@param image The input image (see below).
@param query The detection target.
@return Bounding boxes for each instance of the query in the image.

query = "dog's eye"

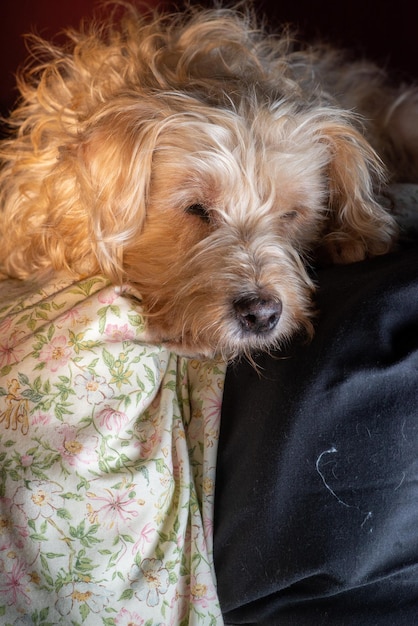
[185,203,211,222]
[280,210,298,220]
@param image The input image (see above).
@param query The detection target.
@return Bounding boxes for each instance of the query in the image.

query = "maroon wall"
[258,0,418,81]
[0,0,164,116]
[1,0,98,114]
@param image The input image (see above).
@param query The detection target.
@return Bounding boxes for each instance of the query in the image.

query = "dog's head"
[65,92,394,358]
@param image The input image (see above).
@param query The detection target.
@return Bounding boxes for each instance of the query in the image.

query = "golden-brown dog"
[0,2,416,359]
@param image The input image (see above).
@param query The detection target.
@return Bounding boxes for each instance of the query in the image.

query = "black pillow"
[214,242,418,625]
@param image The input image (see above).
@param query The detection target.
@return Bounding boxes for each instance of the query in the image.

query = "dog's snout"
[234,297,282,334]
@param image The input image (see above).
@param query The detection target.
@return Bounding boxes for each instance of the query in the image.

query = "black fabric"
[214,242,418,625]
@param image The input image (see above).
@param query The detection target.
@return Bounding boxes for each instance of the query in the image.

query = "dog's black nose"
[234,297,282,334]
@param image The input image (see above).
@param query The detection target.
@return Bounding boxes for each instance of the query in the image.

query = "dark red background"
[1,0,417,118]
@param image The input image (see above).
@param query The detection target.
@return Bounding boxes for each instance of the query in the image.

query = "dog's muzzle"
[234,296,282,335]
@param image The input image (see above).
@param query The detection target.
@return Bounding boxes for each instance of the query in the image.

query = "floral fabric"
[0,275,226,625]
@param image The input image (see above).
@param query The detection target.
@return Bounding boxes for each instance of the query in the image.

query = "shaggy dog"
[0,2,416,359]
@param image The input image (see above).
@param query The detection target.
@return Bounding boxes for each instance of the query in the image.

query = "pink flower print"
[96,406,129,432]
[20,454,34,468]
[30,411,51,427]
[98,289,120,304]
[57,306,92,328]
[203,515,215,542]
[115,607,144,626]
[132,522,154,555]
[168,591,189,626]
[134,419,161,458]
[74,372,114,405]
[56,424,98,468]
[204,388,223,425]
[0,333,24,369]
[188,387,222,444]
[39,335,72,372]
[132,558,170,607]
[105,323,135,342]
[0,317,13,334]
[86,484,140,531]
[0,558,30,607]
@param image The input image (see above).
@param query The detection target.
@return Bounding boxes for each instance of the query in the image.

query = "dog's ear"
[317,118,397,263]
[77,103,159,282]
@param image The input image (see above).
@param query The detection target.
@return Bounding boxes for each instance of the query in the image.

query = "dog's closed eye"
[185,203,211,223]
[280,210,298,221]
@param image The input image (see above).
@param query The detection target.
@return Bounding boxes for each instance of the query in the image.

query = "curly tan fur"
[0,2,415,358]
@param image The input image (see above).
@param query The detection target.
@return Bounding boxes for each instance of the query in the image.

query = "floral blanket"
[0,275,226,625]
